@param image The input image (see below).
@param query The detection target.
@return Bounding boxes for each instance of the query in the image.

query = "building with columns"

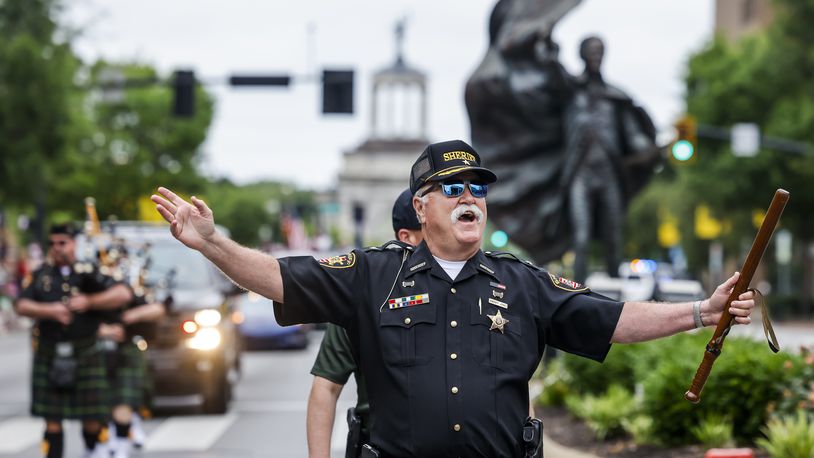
[336,20,429,246]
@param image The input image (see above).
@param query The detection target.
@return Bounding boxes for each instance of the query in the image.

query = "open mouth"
[458,210,477,223]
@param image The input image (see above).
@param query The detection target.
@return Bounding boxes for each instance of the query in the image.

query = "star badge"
[487,310,509,334]
[462,160,471,165]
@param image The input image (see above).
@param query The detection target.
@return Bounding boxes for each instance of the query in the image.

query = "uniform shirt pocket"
[469,304,521,371]
[379,303,437,366]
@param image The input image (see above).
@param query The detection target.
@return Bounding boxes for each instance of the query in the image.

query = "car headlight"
[194,309,222,327]
[186,327,222,351]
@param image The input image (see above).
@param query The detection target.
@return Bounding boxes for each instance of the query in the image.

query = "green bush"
[546,330,807,448]
[537,358,572,407]
[691,415,735,448]
[771,349,814,419]
[642,334,793,445]
[621,415,658,446]
[565,385,638,440]
[558,341,655,395]
[756,411,814,458]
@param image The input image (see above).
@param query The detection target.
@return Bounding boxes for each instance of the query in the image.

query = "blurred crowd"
[0,222,42,333]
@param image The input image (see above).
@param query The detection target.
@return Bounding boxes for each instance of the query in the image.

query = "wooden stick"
[684,189,789,403]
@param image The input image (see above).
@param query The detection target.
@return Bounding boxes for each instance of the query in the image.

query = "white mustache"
[450,204,484,224]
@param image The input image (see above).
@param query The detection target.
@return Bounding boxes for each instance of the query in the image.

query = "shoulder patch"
[548,273,588,292]
[318,252,356,269]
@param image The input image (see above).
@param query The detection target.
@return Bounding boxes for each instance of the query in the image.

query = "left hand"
[98,323,125,343]
[705,272,756,326]
[67,294,92,313]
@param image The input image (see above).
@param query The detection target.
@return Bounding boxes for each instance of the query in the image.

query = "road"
[0,330,357,458]
[0,318,812,458]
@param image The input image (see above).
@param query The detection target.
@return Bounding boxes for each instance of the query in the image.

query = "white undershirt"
[433,256,467,281]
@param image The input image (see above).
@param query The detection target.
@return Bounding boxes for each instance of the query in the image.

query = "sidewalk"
[544,433,599,458]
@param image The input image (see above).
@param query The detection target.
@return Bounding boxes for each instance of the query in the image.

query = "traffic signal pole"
[684,121,813,157]
[671,115,814,164]
[171,70,353,117]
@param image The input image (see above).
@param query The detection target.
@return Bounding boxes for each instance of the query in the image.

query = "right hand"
[52,304,72,325]
[151,187,216,251]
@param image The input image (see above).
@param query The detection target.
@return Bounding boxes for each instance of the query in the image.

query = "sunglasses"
[432,180,488,198]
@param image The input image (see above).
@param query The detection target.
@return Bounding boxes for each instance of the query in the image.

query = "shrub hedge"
[542,331,801,446]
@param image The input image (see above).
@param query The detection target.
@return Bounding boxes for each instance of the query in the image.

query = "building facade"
[715,0,774,42]
[336,21,429,246]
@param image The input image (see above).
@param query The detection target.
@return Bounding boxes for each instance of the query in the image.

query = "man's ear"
[413,196,425,224]
[396,229,410,244]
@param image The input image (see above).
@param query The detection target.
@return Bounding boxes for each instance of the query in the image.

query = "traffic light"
[172,70,196,117]
[671,115,697,163]
[322,69,354,114]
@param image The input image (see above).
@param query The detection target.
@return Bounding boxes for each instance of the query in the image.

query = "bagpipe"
[82,197,174,343]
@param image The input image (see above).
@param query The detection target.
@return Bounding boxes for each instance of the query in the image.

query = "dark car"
[81,222,242,414]
[235,292,310,350]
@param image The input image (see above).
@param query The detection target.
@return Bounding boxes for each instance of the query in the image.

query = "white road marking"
[144,414,237,452]
[0,417,43,454]
[233,400,308,412]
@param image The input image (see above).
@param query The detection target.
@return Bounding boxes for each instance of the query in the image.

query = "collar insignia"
[409,261,427,272]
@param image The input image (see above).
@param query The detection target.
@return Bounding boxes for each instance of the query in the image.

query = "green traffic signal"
[672,140,695,161]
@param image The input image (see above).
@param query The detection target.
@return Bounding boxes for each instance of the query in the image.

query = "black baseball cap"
[409,139,497,194]
[49,222,78,238]
[392,189,421,232]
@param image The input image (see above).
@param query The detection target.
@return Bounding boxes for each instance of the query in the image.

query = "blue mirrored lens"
[469,183,487,197]
[440,183,465,196]
[440,181,487,198]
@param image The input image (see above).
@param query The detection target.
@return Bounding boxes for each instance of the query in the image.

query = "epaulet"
[364,240,414,253]
[484,251,544,272]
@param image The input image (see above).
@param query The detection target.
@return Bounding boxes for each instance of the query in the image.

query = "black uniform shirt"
[276,241,623,458]
[19,262,121,342]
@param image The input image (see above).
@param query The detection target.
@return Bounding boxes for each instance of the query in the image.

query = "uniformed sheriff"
[152,139,756,458]
[14,224,133,458]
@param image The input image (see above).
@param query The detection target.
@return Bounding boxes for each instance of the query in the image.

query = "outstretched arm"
[611,272,755,344]
[151,187,284,302]
[307,376,344,458]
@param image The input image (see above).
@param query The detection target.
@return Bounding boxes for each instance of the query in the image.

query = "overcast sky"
[65,0,715,191]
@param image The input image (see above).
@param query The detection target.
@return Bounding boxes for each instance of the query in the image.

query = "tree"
[203,179,318,247]
[51,62,214,221]
[0,0,79,239]
[680,0,814,306]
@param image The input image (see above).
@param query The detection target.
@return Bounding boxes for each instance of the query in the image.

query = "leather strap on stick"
[684,189,789,404]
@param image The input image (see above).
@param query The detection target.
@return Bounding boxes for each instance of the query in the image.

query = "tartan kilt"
[108,341,148,408]
[31,339,112,421]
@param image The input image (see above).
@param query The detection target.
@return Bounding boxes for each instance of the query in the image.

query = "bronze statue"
[465,0,660,281]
